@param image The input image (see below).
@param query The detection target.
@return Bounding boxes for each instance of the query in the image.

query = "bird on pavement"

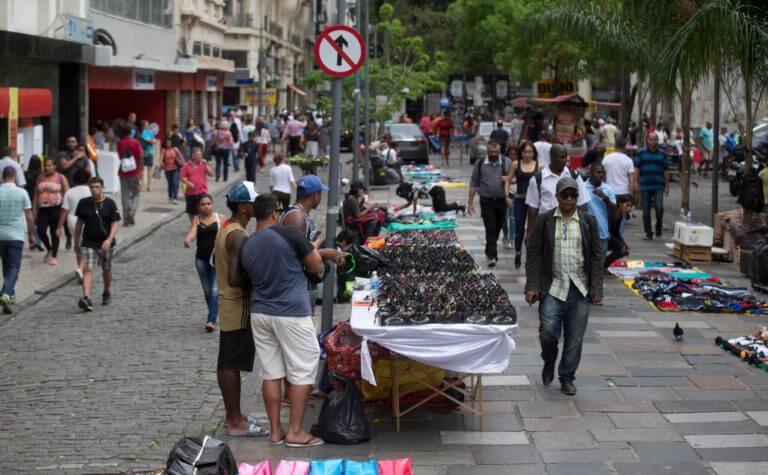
[673,323,684,341]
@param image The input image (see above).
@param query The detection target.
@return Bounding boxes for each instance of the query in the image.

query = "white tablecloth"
[350,291,518,385]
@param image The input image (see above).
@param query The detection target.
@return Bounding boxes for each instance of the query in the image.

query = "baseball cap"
[296,175,329,196]
[556,176,579,194]
[226,181,259,203]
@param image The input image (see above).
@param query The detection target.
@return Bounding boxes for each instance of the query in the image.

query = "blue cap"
[296,175,329,196]
[226,181,259,203]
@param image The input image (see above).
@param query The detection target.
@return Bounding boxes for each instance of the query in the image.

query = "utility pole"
[321,0,347,332]
[352,0,361,182]
[712,72,721,226]
[258,5,266,117]
[363,0,371,186]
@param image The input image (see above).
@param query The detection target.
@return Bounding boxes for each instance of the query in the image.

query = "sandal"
[227,421,269,438]
[285,437,324,448]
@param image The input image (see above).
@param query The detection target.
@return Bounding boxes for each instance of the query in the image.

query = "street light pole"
[321,0,347,332]
[258,5,266,117]
[712,72,721,226]
[352,0,361,183]
[363,0,371,186]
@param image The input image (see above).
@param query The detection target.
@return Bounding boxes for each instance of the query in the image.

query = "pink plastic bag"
[274,460,310,475]
[239,460,272,475]
[377,458,413,475]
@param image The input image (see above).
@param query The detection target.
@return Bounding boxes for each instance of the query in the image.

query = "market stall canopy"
[289,84,307,96]
[512,94,619,109]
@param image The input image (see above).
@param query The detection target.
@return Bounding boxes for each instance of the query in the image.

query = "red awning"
[289,84,307,96]
[0,88,53,119]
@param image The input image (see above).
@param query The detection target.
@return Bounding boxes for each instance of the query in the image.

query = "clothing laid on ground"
[602,151,635,195]
[240,225,314,317]
[525,167,591,213]
[75,197,120,249]
[61,185,92,235]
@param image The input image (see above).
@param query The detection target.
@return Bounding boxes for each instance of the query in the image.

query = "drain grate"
[142,207,175,213]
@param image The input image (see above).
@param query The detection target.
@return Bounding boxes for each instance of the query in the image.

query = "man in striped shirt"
[633,133,669,240]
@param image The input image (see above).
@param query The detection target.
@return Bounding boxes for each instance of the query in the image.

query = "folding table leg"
[392,354,400,432]
[478,375,484,432]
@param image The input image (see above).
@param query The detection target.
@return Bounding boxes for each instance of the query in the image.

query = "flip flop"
[227,421,270,438]
[285,437,324,448]
[269,437,285,446]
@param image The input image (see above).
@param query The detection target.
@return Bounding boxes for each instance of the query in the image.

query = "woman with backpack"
[183,194,223,333]
[33,158,70,266]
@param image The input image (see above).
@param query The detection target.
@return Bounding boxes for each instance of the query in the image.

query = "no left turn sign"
[313,25,366,78]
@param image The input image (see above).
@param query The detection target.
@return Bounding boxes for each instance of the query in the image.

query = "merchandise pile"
[374,229,516,326]
[715,326,768,371]
[608,260,767,315]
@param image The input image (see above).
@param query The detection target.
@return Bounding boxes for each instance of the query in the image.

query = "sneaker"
[78,296,94,312]
[514,253,522,269]
[643,234,653,241]
[655,229,662,238]
[0,294,12,314]
[102,292,111,306]
[488,258,497,268]
[9,295,16,305]
[503,239,514,250]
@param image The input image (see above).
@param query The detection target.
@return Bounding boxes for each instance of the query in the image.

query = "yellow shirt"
[214,221,251,332]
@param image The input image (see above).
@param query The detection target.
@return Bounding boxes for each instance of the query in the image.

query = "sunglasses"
[559,190,578,200]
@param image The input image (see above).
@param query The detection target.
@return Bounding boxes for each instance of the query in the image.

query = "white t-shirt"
[257,128,271,145]
[0,156,26,187]
[525,166,591,214]
[270,163,295,194]
[61,185,92,233]
[655,130,668,144]
[601,123,619,147]
[602,151,635,195]
[533,141,552,169]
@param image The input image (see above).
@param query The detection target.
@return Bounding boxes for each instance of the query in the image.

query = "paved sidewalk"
[229,160,768,474]
[14,166,243,306]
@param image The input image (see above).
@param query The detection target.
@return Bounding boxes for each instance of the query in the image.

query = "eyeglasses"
[559,190,578,200]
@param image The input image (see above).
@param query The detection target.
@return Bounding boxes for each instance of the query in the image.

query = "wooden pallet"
[673,241,712,264]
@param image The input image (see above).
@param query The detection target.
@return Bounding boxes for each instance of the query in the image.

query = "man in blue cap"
[280,174,347,310]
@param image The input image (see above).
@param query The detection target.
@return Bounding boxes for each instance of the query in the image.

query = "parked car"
[384,123,429,164]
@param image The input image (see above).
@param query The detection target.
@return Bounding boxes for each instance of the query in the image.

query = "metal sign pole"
[352,0,361,182]
[362,0,371,186]
[321,0,347,332]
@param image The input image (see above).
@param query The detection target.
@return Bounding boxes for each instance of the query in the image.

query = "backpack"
[737,171,765,212]
[229,122,240,142]
[533,168,578,200]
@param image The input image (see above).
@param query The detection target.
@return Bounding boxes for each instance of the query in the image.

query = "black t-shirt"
[343,195,361,219]
[75,197,121,249]
[166,132,184,149]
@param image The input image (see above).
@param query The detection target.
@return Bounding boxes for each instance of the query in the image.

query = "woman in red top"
[34,158,69,265]
[116,124,144,226]
[180,148,214,222]
[437,110,453,167]
[160,138,185,204]
[209,121,235,182]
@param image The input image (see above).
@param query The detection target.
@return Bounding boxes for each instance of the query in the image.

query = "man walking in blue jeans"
[0,167,34,314]
[633,133,669,240]
[525,176,603,395]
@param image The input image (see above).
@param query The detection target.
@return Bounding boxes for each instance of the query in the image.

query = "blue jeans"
[539,285,590,382]
[213,149,229,181]
[195,258,218,325]
[230,149,240,171]
[165,169,180,200]
[0,240,23,296]
[600,238,609,261]
[502,203,515,241]
[245,155,258,182]
[513,197,527,252]
[641,188,664,237]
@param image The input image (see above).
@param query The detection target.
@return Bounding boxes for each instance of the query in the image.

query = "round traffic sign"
[313,25,366,78]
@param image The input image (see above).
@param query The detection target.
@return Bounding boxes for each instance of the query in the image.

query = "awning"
[0,88,54,119]
[587,99,621,108]
[289,84,307,96]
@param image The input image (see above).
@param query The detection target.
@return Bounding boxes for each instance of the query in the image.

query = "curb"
[1,186,229,326]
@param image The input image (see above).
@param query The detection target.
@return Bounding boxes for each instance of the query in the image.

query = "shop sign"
[245,88,278,106]
[63,15,94,45]
[535,78,576,98]
[7,87,18,148]
[206,75,218,92]
[133,70,155,90]
[555,104,582,144]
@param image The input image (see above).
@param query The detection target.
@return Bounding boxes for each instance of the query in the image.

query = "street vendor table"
[350,290,518,431]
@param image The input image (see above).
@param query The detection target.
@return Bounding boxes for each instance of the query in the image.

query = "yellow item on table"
[362,357,445,401]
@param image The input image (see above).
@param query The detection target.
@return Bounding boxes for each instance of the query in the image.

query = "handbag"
[152,166,161,180]
[120,155,137,173]
[174,149,185,168]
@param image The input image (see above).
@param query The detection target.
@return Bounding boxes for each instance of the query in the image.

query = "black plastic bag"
[311,376,371,445]
[340,245,385,277]
[165,436,237,475]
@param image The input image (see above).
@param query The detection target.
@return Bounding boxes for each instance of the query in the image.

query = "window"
[91,0,173,29]
[203,43,211,56]
[192,42,202,55]
[213,47,221,58]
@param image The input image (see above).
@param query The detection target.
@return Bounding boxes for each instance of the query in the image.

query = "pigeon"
[673,323,684,341]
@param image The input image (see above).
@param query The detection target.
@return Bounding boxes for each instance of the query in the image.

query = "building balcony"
[196,55,235,73]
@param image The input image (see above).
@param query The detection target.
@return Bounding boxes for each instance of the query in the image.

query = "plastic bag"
[325,321,389,382]
[340,245,386,278]
[238,460,272,475]
[309,459,344,475]
[274,460,310,475]
[343,460,379,475]
[377,459,413,475]
[165,436,237,475]
[311,376,371,445]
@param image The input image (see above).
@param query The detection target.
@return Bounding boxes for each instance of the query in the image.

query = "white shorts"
[251,313,320,385]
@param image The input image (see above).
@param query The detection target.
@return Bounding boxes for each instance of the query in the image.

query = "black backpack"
[229,122,239,142]
[737,171,765,212]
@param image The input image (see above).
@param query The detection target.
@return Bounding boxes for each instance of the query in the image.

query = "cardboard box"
[674,222,714,247]
[673,241,712,264]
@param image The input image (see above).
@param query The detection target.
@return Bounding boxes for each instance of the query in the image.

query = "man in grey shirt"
[467,140,512,267]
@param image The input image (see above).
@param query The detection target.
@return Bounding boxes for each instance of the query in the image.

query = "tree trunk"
[551,60,560,141]
[680,78,693,213]
[743,64,753,170]
[649,87,658,126]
